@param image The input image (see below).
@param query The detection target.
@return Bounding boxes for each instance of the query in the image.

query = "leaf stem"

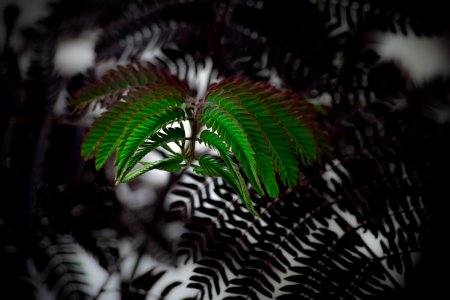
[186,107,199,165]
[180,120,186,149]
[180,163,200,168]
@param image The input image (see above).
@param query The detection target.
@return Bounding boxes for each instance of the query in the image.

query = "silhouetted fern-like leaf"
[170,160,426,299]
[309,0,446,36]
[33,235,89,300]
[122,267,167,300]
[95,0,213,62]
[76,229,119,272]
[171,85,431,297]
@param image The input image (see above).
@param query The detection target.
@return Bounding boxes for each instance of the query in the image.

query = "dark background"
[1,0,449,299]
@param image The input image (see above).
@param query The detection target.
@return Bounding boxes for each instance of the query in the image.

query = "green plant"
[73,64,329,214]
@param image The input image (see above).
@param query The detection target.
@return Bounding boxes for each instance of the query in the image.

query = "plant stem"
[180,121,186,150]
[180,163,200,168]
[186,107,199,165]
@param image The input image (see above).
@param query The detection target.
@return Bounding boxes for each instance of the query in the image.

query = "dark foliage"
[1,0,448,299]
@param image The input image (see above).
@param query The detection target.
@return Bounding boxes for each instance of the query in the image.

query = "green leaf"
[200,98,264,196]
[80,84,186,170]
[118,127,185,181]
[115,106,185,178]
[198,130,257,215]
[205,88,282,196]
[81,101,127,160]
[204,77,329,190]
[72,64,189,107]
[222,84,300,188]
[76,66,330,216]
[194,155,256,215]
[118,154,184,184]
[193,155,239,193]
[198,130,231,160]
